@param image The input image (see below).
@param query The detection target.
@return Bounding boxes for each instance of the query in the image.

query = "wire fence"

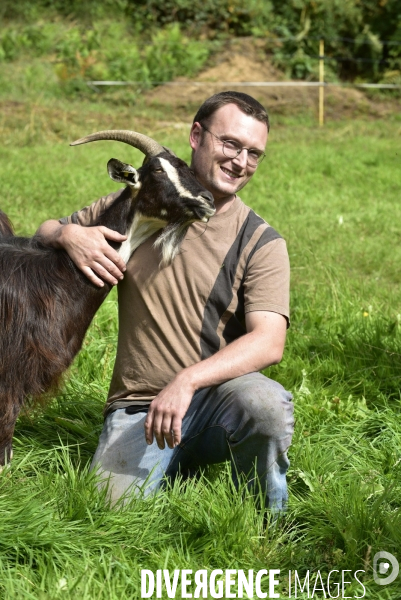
[87,81,401,89]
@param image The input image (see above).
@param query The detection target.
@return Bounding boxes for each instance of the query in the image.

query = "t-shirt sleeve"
[243,237,290,325]
[58,189,125,226]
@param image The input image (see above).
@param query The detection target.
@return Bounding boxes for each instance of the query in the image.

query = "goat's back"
[0,232,110,409]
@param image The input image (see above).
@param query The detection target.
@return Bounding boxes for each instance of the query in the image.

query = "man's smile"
[220,166,242,179]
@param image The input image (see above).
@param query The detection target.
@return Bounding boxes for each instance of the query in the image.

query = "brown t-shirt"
[60,190,290,414]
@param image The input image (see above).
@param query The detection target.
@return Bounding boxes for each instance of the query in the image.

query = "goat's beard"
[153,221,194,268]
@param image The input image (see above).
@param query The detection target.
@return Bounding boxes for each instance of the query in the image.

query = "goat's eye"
[154,168,164,173]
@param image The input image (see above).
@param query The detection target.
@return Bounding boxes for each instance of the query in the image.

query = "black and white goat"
[0,130,215,467]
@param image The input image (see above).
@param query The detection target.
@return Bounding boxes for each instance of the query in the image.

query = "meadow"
[0,88,401,598]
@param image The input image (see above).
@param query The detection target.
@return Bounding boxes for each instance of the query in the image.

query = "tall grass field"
[0,105,401,599]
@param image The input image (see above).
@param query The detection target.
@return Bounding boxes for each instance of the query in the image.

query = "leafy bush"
[144,24,210,82]
[0,0,125,21]
[0,22,60,60]
[267,0,401,81]
[129,0,401,80]
[0,20,212,95]
[0,0,400,82]
[131,0,274,38]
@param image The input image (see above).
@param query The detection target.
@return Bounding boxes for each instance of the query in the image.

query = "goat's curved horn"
[70,130,166,158]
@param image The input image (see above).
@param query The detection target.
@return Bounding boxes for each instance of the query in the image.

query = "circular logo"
[373,552,399,586]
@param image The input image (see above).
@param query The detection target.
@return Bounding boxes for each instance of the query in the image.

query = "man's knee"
[219,372,294,442]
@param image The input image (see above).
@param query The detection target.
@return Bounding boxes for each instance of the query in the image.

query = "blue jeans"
[91,372,294,511]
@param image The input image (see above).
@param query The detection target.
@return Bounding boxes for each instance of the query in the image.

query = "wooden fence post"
[319,39,324,126]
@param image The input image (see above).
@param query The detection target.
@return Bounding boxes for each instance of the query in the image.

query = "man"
[37,91,294,511]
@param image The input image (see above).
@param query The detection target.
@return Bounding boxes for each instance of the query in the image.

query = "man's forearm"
[180,312,286,395]
[182,326,283,393]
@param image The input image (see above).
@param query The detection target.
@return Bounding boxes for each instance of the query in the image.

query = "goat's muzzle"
[196,191,216,222]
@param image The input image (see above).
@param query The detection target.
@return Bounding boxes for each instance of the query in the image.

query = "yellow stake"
[319,39,324,126]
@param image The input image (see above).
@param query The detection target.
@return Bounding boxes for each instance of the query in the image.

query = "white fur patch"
[159,158,211,207]
[118,212,167,263]
[153,220,193,267]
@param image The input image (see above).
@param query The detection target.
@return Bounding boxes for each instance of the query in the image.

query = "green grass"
[1,103,401,598]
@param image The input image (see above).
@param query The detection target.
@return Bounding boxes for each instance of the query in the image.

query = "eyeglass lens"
[222,140,263,166]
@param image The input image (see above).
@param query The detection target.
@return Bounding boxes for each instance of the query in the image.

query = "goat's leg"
[0,400,19,468]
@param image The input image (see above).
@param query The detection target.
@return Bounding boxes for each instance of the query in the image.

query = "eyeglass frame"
[199,123,266,167]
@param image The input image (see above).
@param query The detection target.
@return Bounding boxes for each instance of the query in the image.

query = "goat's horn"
[70,130,166,158]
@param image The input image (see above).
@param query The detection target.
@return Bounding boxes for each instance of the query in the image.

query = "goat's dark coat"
[0,209,118,464]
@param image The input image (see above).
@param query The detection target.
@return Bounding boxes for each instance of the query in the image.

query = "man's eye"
[224,140,241,152]
[248,150,261,161]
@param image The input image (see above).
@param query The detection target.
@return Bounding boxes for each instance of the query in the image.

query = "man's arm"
[144,310,287,450]
[36,220,127,287]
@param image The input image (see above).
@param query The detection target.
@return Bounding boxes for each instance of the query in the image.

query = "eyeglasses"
[200,124,266,167]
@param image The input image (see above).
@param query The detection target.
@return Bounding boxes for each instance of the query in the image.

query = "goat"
[0,130,215,467]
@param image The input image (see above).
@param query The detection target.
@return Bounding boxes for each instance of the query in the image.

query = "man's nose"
[232,148,248,168]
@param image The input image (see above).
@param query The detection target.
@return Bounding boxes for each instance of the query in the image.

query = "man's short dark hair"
[193,91,270,132]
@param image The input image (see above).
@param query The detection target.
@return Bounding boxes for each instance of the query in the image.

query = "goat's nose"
[201,191,214,206]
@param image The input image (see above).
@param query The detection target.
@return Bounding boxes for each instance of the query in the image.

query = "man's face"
[189,103,268,204]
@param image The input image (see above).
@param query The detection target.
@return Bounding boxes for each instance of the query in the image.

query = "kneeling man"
[37,91,294,511]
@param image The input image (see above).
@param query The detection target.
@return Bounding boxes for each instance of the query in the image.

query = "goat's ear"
[107,158,140,188]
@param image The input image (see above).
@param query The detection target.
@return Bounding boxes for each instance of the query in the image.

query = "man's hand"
[36,220,127,287]
[59,224,127,287]
[144,372,195,449]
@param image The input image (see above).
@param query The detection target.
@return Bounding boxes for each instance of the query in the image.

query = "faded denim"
[91,372,294,511]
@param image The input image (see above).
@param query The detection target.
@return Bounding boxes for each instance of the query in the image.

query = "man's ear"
[189,122,202,151]
[107,158,140,188]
